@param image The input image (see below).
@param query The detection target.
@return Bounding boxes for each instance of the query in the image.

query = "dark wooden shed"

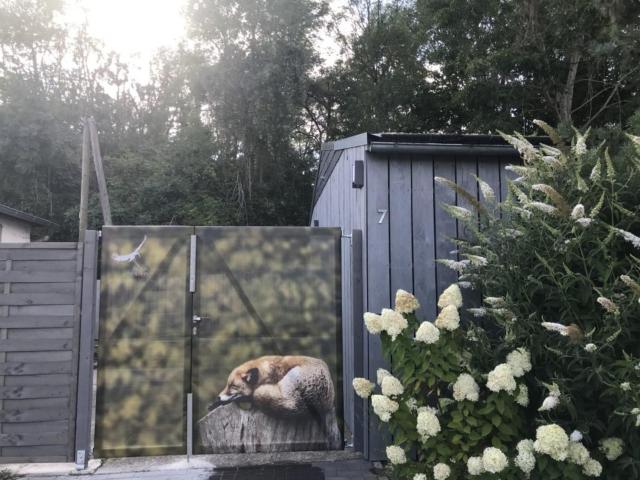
[310,132,525,460]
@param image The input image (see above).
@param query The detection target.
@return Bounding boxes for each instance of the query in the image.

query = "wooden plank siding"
[312,146,520,460]
[0,241,86,463]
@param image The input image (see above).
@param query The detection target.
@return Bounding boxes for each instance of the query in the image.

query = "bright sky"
[65,0,188,82]
[64,0,350,82]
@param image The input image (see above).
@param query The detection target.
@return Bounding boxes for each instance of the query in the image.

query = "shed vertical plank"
[365,152,390,460]
[389,157,414,300]
[478,159,502,208]
[411,156,437,321]
[434,157,458,297]
[456,157,481,313]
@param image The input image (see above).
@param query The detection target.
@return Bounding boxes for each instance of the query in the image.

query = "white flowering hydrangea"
[582,458,603,477]
[413,475,426,480]
[538,394,560,412]
[434,305,460,331]
[534,424,569,461]
[433,463,451,480]
[395,289,420,313]
[386,445,406,465]
[467,456,484,476]
[452,373,480,402]
[487,363,517,393]
[381,308,408,341]
[599,437,624,461]
[482,447,508,473]
[417,407,441,441]
[515,439,536,476]
[621,382,631,391]
[584,343,597,352]
[515,384,529,407]
[352,378,374,399]
[371,394,399,422]
[567,441,590,466]
[438,284,463,308]
[570,430,583,442]
[381,375,404,397]
[377,368,391,385]
[415,321,440,344]
[506,348,532,377]
[364,312,383,334]
[632,407,640,427]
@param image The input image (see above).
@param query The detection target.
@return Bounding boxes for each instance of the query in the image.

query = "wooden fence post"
[78,119,91,242]
[74,230,99,469]
[87,118,112,226]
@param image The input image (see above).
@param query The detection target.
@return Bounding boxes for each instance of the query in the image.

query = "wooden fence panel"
[0,240,88,463]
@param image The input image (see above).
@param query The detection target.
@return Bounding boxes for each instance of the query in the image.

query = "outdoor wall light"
[352,160,364,188]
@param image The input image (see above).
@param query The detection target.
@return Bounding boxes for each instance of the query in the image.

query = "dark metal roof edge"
[0,203,57,227]
[367,142,519,156]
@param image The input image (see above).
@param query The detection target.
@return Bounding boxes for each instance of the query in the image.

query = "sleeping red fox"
[209,355,335,419]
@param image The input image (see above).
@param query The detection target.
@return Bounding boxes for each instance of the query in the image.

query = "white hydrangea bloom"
[599,437,624,461]
[413,475,426,480]
[415,321,440,344]
[516,384,529,407]
[417,407,441,441]
[515,450,536,475]
[467,456,484,476]
[395,289,420,313]
[381,308,409,341]
[621,382,631,391]
[352,378,374,399]
[433,463,451,480]
[377,368,391,385]
[381,375,404,397]
[570,430,583,442]
[452,373,480,402]
[582,458,603,477]
[517,439,534,453]
[482,447,508,473]
[386,445,406,465]
[506,348,532,377]
[571,204,585,219]
[567,441,590,466]
[434,305,460,331]
[438,284,463,309]
[534,424,569,461]
[538,394,560,412]
[584,343,597,353]
[364,312,384,334]
[486,363,517,393]
[371,395,398,423]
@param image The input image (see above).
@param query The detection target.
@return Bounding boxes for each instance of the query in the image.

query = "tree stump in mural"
[198,403,341,453]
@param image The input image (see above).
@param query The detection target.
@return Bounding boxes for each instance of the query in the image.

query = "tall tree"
[186,0,328,225]
[415,0,640,131]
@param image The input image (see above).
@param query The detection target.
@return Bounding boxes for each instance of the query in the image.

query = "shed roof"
[0,203,57,227]
[313,132,545,210]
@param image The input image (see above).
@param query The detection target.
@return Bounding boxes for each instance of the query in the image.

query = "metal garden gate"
[94,226,342,458]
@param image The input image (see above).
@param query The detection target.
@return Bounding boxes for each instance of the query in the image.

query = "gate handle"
[192,315,208,324]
